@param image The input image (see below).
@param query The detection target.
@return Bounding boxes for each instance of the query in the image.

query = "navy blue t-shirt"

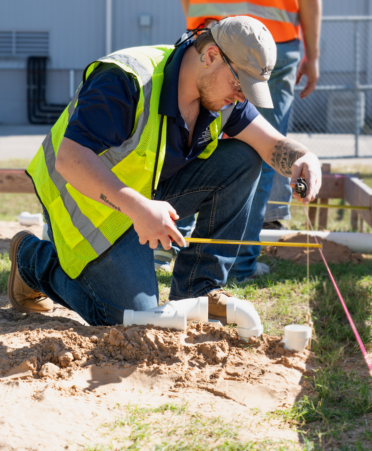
[65,42,259,181]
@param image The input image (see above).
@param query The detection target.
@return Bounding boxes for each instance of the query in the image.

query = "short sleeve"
[222,100,259,137]
[65,64,139,154]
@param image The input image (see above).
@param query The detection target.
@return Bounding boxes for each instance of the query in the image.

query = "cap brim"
[238,69,274,109]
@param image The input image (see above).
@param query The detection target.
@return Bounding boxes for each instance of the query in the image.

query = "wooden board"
[318,174,344,199]
[0,169,34,194]
[344,177,372,227]
[318,163,331,229]
[318,198,329,229]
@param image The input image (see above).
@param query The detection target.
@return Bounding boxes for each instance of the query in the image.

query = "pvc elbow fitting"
[227,298,263,340]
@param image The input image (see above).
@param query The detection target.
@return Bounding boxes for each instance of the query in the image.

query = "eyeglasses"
[221,54,242,93]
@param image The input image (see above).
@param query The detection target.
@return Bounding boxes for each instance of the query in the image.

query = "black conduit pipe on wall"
[27,56,67,124]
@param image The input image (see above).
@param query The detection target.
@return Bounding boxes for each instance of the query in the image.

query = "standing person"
[180,0,322,282]
[7,17,321,326]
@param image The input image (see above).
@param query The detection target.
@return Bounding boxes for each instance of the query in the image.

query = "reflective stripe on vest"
[41,128,112,256]
[93,54,153,170]
[187,1,300,43]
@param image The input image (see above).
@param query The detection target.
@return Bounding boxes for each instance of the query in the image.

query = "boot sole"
[7,231,52,314]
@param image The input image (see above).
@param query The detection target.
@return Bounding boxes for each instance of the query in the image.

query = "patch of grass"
[297,369,372,425]
[0,159,32,169]
[0,253,10,295]
[0,193,42,221]
[84,402,303,451]
[0,158,42,221]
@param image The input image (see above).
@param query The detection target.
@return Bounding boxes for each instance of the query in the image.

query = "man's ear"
[205,45,221,65]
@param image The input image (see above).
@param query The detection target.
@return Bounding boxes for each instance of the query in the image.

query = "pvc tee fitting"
[146,297,208,323]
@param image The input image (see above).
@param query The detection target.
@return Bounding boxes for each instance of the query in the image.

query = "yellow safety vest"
[27,45,234,279]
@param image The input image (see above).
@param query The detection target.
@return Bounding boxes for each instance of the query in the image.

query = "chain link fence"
[288,16,372,159]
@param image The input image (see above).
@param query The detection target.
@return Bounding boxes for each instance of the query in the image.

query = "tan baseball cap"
[210,16,277,108]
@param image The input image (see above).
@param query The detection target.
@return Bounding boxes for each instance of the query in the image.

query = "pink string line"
[304,206,372,375]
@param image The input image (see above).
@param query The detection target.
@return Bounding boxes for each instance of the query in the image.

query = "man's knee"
[215,138,262,182]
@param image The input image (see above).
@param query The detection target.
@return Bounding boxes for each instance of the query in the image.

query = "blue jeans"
[230,39,300,281]
[17,139,261,325]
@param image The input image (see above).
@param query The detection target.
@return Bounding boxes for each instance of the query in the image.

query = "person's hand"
[290,153,321,203]
[296,56,319,99]
[131,198,186,250]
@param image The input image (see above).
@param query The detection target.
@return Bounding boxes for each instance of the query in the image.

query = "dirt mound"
[0,319,316,411]
[267,232,364,264]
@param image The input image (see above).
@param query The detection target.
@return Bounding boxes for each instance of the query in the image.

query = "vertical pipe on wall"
[106,0,113,55]
[69,70,75,99]
[354,20,360,157]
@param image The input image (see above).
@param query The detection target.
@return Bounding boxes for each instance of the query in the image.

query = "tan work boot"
[7,231,53,313]
[208,289,254,325]
[207,289,233,325]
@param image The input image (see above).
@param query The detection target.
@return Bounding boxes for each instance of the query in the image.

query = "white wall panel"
[112,0,185,51]
[0,0,106,69]
[0,69,27,124]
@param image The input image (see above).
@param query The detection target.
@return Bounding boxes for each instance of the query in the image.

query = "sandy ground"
[0,222,319,449]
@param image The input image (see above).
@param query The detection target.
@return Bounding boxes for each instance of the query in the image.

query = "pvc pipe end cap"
[123,310,134,327]
[284,324,312,340]
[237,325,263,341]
[283,338,310,353]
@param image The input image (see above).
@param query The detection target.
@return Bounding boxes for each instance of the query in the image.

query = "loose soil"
[0,222,317,449]
[0,298,317,450]
[267,232,364,264]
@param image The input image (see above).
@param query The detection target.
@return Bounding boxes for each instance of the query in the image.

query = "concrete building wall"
[0,0,185,124]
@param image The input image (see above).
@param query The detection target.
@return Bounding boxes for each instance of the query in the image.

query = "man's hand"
[131,198,186,250]
[56,138,186,250]
[296,56,319,99]
[290,152,321,203]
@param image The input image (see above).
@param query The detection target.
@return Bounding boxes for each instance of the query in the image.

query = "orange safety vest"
[186,0,300,43]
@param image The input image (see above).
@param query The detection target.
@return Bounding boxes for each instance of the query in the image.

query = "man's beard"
[196,68,222,112]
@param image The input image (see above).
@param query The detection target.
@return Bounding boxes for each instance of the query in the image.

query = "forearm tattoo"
[270,140,307,177]
[100,194,121,212]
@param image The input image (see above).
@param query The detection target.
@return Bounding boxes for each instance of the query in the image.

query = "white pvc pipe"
[146,297,208,322]
[124,297,263,338]
[259,229,372,254]
[124,310,186,331]
[227,299,263,340]
[18,212,43,227]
